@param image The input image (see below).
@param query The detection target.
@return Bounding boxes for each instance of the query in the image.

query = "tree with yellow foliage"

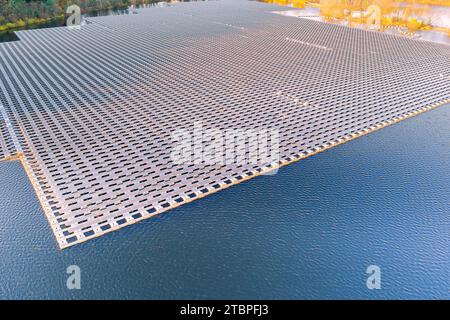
[292,0,306,8]
[320,0,346,21]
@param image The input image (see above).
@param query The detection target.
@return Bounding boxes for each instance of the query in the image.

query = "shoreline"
[0,16,64,33]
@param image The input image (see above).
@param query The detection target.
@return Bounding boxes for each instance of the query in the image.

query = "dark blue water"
[0,106,449,299]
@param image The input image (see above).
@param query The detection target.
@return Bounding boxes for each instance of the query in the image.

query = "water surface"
[0,105,448,299]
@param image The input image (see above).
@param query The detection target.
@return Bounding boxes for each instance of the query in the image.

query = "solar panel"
[0,0,449,248]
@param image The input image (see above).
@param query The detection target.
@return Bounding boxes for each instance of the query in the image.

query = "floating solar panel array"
[0,0,449,248]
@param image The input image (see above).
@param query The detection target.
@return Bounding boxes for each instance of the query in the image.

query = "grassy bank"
[0,15,64,32]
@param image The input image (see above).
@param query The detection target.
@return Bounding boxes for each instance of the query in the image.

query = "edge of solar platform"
[0,107,19,162]
[53,98,450,250]
[0,125,6,161]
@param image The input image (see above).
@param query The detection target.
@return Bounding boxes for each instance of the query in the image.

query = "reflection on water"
[425,4,450,27]
[271,3,450,45]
